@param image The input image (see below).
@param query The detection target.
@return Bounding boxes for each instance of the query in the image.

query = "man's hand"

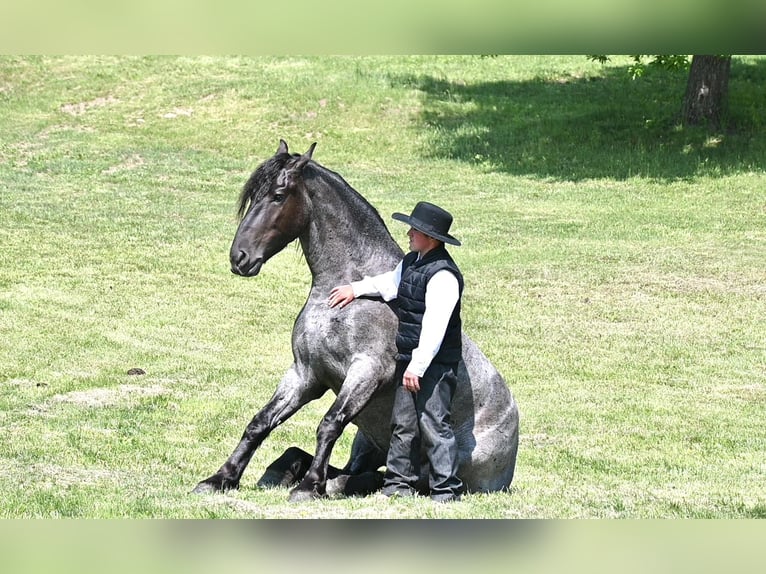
[403,370,420,392]
[328,284,355,309]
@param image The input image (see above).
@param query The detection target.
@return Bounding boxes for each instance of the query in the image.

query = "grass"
[0,55,764,518]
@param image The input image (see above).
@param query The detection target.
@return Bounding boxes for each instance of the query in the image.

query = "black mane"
[312,163,390,235]
[236,151,293,220]
[236,151,390,238]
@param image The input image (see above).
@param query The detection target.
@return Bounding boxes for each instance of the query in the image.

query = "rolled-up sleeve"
[350,261,402,302]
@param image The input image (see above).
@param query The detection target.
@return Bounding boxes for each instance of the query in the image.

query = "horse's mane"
[236,152,391,241]
[237,152,292,220]
[311,163,390,233]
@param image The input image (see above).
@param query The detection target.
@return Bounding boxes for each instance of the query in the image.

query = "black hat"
[392,201,461,246]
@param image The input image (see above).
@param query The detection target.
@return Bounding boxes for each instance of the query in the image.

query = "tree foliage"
[589,55,732,127]
[588,54,691,78]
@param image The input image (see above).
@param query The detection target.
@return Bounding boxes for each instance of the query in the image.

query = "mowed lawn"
[0,55,764,518]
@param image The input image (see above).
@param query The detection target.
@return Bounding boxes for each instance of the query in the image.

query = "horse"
[193,140,520,502]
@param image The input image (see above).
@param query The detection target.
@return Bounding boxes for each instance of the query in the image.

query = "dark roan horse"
[194,140,520,501]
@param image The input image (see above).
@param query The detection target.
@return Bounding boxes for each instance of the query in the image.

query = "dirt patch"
[31,463,120,488]
[102,154,144,175]
[50,383,167,408]
[60,95,119,116]
[162,107,193,119]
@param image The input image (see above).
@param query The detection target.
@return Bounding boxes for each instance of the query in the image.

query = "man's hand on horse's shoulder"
[328,284,356,309]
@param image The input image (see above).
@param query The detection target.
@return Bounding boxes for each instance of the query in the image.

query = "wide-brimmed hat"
[392,201,461,246]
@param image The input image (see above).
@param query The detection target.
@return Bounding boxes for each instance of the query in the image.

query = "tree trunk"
[681,55,731,127]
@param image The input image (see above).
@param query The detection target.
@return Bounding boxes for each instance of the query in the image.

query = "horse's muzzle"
[231,250,263,277]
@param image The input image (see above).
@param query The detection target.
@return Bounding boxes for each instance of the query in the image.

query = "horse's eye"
[273,191,286,203]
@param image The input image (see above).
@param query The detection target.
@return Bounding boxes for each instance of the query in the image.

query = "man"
[328,201,464,502]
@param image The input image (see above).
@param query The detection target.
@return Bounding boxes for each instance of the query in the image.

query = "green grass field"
[1,55,764,518]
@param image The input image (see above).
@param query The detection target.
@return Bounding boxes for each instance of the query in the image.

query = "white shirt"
[351,259,460,377]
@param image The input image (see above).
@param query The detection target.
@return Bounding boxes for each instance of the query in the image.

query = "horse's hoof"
[192,481,219,495]
[288,487,324,503]
[191,476,238,495]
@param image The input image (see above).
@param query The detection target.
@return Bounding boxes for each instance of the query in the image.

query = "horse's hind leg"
[343,429,387,475]
[258,446,383,496]
[255,446,351,487]
[259,430,387,494]
[257,446,314,488]
[326,471,384,497]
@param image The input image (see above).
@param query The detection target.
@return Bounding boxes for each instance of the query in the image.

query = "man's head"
[392,201,461,252]
[407,227,441,254]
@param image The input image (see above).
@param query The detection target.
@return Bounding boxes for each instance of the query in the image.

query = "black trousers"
[383,360,464,498]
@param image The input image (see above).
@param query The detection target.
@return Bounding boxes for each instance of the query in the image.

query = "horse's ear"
[277,139,289,155]
[293,142,317,172]
[278,142,316,188]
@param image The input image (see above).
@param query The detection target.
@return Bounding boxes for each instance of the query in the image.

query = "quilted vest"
[395,246,463,364]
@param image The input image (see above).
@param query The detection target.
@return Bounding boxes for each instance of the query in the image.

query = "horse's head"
[230,140,316,277]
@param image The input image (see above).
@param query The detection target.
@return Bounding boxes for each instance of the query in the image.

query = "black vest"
[395,246,464,364]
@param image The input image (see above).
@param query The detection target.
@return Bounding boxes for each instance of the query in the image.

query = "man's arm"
[328,261,403,308]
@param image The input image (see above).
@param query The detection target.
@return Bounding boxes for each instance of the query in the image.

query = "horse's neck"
[299,175,403,289]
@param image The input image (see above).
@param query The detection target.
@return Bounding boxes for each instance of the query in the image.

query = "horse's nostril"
[231,249,249,274]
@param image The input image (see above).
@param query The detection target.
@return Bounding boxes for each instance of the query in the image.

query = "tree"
[589,55,732,128]
[681,55,731,127]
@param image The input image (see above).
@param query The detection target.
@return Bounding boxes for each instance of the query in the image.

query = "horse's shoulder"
[294,296,396,348]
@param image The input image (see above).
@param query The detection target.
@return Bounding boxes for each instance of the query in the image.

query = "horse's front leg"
[193,366,323,494]
[288,359,387,502]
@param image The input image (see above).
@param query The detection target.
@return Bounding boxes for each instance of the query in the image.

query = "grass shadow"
[394,57,766,181]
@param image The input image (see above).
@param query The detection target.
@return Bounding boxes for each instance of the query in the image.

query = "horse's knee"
[257,446,314,488]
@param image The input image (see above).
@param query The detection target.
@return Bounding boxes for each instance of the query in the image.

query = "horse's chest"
[293,305,345,368]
